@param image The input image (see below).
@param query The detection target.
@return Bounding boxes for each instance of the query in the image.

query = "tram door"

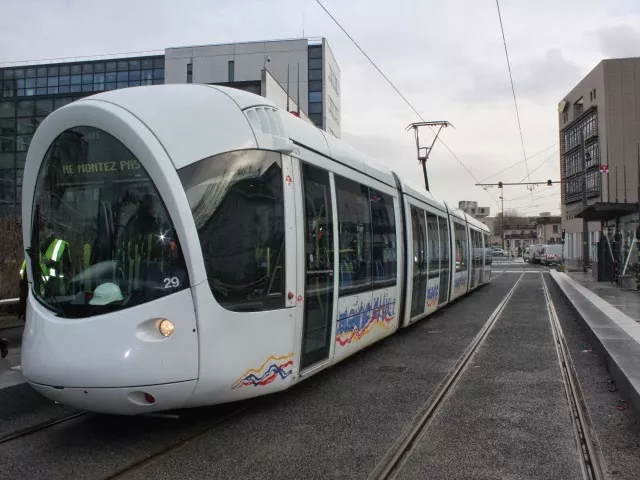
[300,164,335,369]
[438,216,450,304]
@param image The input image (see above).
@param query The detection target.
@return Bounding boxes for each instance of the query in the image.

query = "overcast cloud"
[2,0,639,216]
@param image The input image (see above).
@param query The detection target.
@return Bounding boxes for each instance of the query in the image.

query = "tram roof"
[65,85,486,225]
[76,84,398,186]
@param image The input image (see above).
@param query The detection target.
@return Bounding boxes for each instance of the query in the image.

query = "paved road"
[1,272,640,480]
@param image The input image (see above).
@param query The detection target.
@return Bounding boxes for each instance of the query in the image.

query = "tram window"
[370,189,396,286]
[454,222,468,272]
[335,175,372,293]
[410,206,424,275]
[438,216,449,267]
[179,150,285,311]
[484,233,491,265]
[470,230,477,269]
[31,126,189,318]
[426,213,439,278]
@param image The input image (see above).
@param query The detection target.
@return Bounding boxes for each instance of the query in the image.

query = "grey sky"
[2,0,639,216]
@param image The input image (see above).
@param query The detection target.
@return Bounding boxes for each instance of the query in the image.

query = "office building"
[0,38,341,219]
[558,57,639,275]
[536,212,562,244]
[458,200,490,221]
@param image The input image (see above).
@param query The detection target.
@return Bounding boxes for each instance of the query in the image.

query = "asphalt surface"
[2,270,640,479]
[0,273,515,480]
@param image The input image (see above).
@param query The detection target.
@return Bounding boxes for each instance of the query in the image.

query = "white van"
[532,244,548,264]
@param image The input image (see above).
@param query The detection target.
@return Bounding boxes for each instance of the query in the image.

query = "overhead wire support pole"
[407,121,453,192]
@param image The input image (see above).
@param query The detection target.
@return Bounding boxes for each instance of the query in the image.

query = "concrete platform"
[550,270,640,417]
[566,271,640,322]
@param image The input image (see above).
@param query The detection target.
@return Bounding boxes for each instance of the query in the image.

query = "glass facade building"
[0,55,165,218]
[307,45,323,129]
[0,38,341,220]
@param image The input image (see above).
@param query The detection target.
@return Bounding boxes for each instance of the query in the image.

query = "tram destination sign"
[60,159,143,182]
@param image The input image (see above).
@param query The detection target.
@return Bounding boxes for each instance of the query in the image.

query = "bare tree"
[0,218,22,300]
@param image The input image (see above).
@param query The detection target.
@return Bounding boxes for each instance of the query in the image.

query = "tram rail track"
[541,274,605,480]
[99,407,247,480]
[0,411,87,446]
[368,272,525,480]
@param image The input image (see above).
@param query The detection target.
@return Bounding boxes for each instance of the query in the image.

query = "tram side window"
[471,230,479,268]
[370,189,397,286]
[178,150,285,311]
[426,213,439,278]
[335,176,372,293]
[454,222,468,272]
[410,206,424,274]
[484,233,491,265]
[438,216,450,269]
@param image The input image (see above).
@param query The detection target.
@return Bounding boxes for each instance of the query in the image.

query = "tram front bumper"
[28,379,198,415]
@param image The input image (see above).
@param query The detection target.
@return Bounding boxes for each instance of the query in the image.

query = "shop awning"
[573,202,638,221]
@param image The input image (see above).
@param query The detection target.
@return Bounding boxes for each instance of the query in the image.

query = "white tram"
[21,85,491,415]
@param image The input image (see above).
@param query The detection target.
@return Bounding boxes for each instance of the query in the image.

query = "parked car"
[492,248,507,257]
[542,245,563,266]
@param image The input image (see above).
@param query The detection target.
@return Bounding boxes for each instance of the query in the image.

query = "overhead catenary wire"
[478,143,557,183]
[495,0,532,194]
[517,149,560,183]
[313,0,498,204]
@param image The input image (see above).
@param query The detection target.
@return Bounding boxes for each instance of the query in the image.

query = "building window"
[228,61,234,83]
[593,89,596,100]
[573,97,583,118]
[328,66,339,94]
[553,225,558,234]
[328,96,339,124]
[187,62,193,84]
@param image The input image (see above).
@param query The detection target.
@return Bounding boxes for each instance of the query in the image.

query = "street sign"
[599,164,609,174]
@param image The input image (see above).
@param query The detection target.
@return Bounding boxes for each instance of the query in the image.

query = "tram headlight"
[158,319,175,337]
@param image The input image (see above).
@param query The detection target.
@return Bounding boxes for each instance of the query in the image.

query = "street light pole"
[581,129,589,273]
[500,195,505,251]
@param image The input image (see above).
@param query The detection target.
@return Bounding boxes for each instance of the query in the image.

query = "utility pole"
[581,129,589,273]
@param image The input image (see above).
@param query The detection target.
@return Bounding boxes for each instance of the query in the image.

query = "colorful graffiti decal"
[426,284,439,308]
[453,275,468,295]
[231,353,294,389]
[336,292,396,346]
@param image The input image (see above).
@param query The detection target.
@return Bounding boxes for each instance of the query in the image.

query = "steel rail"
[368,272,525,480]
[541,274,605,480]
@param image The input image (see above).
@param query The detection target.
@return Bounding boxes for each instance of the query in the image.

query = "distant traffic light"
[498,181,503,189]
[547,179,552,186]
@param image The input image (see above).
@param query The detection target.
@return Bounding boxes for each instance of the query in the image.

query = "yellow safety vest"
[20,239,70,282]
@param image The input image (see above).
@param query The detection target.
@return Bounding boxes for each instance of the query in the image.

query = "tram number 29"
[163,277,180,288]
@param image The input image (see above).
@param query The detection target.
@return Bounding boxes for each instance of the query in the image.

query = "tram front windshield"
[30,126,188,318]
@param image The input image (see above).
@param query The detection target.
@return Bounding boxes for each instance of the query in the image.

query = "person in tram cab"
[17,222,71,312]
[118,192,185,296]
